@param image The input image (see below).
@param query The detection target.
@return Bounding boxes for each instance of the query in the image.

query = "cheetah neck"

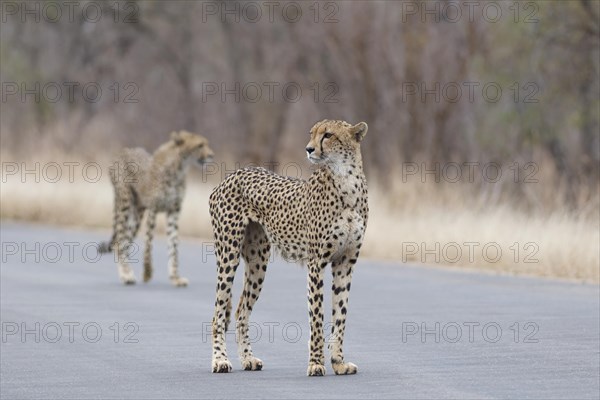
[322,156,366,209]
[152,151,188,187]
[171,157,189,185]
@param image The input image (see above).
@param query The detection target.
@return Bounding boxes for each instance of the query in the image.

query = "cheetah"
[99,130,214,286]
[208,119,369,376]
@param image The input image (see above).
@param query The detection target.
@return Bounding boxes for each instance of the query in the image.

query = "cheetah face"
[306,120,368,165]
[171,130,215,165]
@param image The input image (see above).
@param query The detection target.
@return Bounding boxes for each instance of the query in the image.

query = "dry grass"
[1,156,598,283]
[0,171,214,240]
[366,192,599,282]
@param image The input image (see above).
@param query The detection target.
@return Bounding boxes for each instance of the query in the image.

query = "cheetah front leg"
[329,255,358,375]
[166,209,188,287]
[307,261,327,376]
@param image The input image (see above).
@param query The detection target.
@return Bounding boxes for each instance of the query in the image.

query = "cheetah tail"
[97,234,115,254]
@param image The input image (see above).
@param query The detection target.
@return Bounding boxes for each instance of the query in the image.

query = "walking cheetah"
[208,119,369,376]
[99,130,214,286]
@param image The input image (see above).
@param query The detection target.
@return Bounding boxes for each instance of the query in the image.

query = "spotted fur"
[208,119,369,376]
[99,130,214,286]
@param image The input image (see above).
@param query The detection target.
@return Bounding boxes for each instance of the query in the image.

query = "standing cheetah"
[99,130,214,286]
[208,119,369,376]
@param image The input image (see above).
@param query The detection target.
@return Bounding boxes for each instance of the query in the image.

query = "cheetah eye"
[324,132,333,139]
[196,143,204,149]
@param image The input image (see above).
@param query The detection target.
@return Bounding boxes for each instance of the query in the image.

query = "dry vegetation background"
[1,0,599,281]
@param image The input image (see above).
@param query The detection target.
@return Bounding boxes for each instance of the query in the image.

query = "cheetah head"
[170,130,214,165]
[306,120,368,165]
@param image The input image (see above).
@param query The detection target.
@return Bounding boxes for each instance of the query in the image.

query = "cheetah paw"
[170,276,189,287]
[332,361,358,375]
[212,359,232,373]
[120,271,137,285]
[241,356,263,371]
[307,363,326,376]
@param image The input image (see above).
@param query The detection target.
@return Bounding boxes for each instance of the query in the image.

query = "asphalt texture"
[1,222,599,399]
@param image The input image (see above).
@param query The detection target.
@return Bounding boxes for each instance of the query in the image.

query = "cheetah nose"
[306,147,315,154]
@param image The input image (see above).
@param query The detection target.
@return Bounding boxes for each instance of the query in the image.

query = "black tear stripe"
[319,134,326,155]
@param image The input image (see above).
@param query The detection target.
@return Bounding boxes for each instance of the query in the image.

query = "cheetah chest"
[329,209,365,260]
[152,181,185,212]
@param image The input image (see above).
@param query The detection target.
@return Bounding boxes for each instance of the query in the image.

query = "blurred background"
[1,0,598,281]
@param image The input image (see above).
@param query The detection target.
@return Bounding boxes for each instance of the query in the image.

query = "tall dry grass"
[1,153,598,283]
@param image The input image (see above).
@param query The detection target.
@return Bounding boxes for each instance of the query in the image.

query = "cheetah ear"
[170,131,184,146]
[351,122,368,142]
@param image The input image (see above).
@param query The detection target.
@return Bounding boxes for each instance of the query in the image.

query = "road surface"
[1,222,599,399]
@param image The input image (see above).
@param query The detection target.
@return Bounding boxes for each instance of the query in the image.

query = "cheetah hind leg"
[115,191,137,285]
[236,222,270,371]
[211,216,246,373]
